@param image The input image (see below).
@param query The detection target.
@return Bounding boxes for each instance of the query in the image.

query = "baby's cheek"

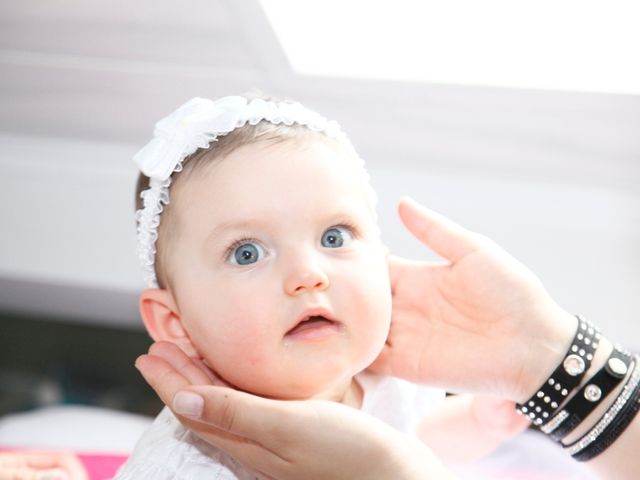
[219,332,273,370]
[353,285,392,359]
[236,339,271,367]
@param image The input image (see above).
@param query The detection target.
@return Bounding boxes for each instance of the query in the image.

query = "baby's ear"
[138,289,198,357]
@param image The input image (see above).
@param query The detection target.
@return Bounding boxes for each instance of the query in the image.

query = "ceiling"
[2,0,639,187]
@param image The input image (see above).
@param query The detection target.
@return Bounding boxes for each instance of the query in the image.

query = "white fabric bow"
[133,96,248,181]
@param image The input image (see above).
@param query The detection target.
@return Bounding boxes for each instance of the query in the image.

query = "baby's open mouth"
[285,315,337,336]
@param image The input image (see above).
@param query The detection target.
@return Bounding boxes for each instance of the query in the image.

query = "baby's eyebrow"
[206,218,269,241]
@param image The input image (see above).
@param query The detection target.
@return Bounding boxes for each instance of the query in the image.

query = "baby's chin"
[207,334,388,401]
[229,353,381,402]
[240,374,357,402]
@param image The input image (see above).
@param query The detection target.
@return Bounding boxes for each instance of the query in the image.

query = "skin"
[137,197,640,479]
[139,138,392,403]
[136,342,456,480]
[368,198,578,402]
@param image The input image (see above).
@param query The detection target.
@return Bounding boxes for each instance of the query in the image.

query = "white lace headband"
[133,95,362,288]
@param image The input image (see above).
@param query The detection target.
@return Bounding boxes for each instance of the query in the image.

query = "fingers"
[189,424,290,476]
[136,344,293,476]
[148,342,214,385]
[387,256,412,294]
[175,385,303,448]
[398,197,485,263]
[135,353,192,407]
[366,346,392,376]
[387,255,448,295]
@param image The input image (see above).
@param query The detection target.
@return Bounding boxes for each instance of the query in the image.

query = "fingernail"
[173,391,204,417]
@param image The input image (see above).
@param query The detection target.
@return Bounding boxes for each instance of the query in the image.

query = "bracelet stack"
[516,315,600,426]
[515,315,640,462]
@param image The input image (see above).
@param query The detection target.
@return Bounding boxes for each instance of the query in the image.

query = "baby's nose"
[283,261,329,296]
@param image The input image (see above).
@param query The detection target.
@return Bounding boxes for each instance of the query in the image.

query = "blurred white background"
[0,0,638,343]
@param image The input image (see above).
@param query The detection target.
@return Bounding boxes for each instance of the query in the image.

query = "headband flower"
[133,96,247,181]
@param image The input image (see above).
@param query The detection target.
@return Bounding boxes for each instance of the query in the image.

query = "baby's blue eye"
[230,242,265,265]
[321,226,354,248]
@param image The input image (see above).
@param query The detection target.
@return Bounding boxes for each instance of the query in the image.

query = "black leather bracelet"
[571,365,640,461]
[542,347,632,441]
[564,355,640,460]
[516,315,600,426]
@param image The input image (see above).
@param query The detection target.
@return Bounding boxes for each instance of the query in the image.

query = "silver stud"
[535,406,542,412]
[608,358,628,377]
[593,342,599,349]
[571,345,579,352]
[587,353,594,361]
[537,391,545,398]
[548,378,555,385]
[542,412,549,418]
[551,401,558,408]
[529,412,536,419]
[581,323,587,330]
[595,332,602,340]
[535,418,543,425]
[584,384,602,402]
[528,400,535,407]
[522,406,528,413]
[577,333,584,340]
[516,409,523,415]
[585,338,591,345]
[555,384,561,391]
[579,348,586,356]
[544,396,551,403]
[588,327,594,335]
[561,388,568,396]
[564,354,586,376]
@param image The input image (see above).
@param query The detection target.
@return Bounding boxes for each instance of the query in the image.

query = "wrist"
[513,306,578,403]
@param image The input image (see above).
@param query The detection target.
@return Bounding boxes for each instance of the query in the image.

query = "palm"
[370,199,572,399]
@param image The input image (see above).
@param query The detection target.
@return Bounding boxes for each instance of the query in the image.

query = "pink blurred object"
[77,453,128,480]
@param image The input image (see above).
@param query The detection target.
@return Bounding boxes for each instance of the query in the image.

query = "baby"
[116,93,527,479]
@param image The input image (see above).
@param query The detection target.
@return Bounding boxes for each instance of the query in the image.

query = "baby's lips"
[285,306,338,336]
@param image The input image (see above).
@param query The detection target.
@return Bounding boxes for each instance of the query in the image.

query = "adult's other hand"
[369,197,577,402]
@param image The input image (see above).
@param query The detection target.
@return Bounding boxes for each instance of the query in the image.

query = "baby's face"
[169,138,391,399]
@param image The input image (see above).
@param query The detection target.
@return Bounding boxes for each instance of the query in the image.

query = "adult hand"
[369,197,577,402]
[0,451,88,480]
[136,342,455,480]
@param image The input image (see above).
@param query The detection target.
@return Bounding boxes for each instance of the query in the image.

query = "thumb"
[173,386,301,444]
[398,196,484,263]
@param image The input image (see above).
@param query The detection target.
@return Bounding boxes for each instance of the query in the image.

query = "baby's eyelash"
[332,221,361,238]
[223,236,260,261]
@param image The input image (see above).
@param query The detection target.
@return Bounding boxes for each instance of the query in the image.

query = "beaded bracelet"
[564,355,640,460]
[516,315,600,426]
[542,347,632,441]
